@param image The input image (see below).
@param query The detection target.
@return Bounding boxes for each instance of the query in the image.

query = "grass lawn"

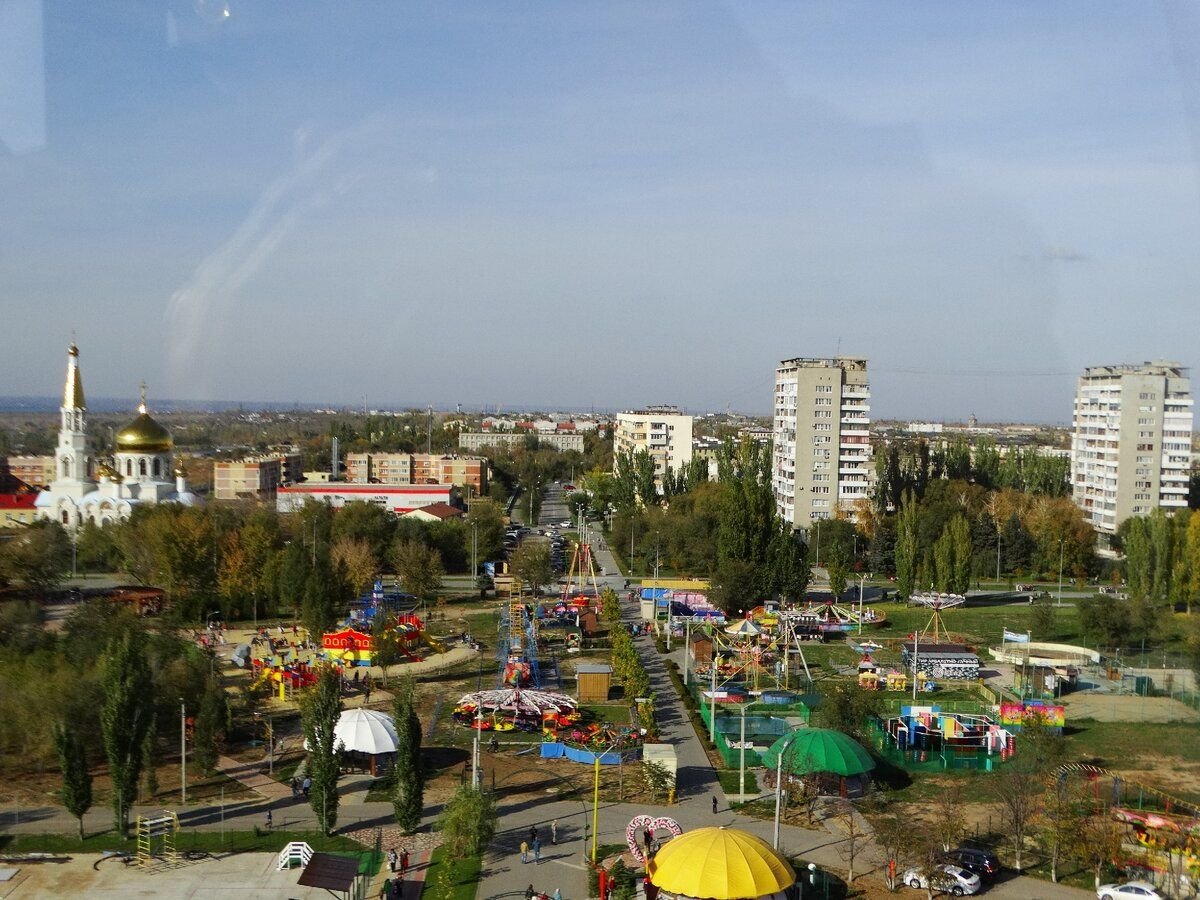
[1063,719,1200,767]
[717,769,760,794]
[871,601,1083,647]
[0,829,367,855]
[423,845,481,900]
[581,703,630,725]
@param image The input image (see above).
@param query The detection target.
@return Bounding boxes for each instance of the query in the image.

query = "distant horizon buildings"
[773,357,872,530]
[1070,361,1193,537]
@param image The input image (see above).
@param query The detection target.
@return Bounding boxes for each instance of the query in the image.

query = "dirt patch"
[1061,692,1199,723]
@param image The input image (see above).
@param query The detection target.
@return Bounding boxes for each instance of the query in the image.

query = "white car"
[902,864,981,896]
[559,520,573,528]
[1097,882,1164,900]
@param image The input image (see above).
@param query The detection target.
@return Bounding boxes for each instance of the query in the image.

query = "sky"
[3,1,1200,423]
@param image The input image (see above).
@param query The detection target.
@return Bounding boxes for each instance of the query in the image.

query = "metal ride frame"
[909,592,967,643]
[497,596,541,688]
[560,526,601,602]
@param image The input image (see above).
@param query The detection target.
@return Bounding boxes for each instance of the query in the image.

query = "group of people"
[518,821,558,865]
[379,847,410,899]
[289,775,312,799]
[524,887,562,900]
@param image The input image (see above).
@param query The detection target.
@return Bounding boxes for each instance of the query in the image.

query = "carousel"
[453,687,577,732]
[647,826,795,900]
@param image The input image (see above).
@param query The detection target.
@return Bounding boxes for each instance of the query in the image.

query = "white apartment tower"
[773,357,872,529]
[1071,361,1193,536]
[613,406,694,492]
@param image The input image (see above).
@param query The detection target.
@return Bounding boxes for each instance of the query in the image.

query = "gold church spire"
[64,342,86,409]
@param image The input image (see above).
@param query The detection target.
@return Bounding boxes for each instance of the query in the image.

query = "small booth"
[761,727,875,799]
[902,642,980,681]
[331,709,398,776]
[577,663,613,702]
[642,743,678,796]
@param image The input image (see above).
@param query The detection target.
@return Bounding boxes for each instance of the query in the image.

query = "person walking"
[712,795,718,815]
[399,849,409,875]
[524,886,535,900]
[550,819,558,845]
[520,840,529,864]
[533,837,541,864]
[380,877,392,900]
[529,825,538,844]
[387,848,398,873]
[265,808,273,830]
[552,889,562,900]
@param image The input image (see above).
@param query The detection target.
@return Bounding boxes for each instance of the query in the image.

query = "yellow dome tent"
[648,826,795,900]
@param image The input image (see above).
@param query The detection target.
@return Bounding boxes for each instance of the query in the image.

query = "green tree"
[191,674,229,775]
[330,501,395,571]
[100,630,154,837]
[813,681,881,742]
[52,721,93,839]
[895,493,919,600]
[437,784,497,857]
[511,540,554,596]
[301,548,345,641]
[300,666,343,835]
[464,499,505,565]
[632,449,659,507]
[767,521,810,602]
[392,540,445,599]
[825,525,852,599]
[0,519,72,596]
[392,677,424,834]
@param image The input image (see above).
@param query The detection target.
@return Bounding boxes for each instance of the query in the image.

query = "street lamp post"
[1057,539,1065,607]
[772,729,805,849]
[996,529,1001,583]
[857,573,870,634]
[814,519,821,569]
[471,520,478,582]
[590,739,621,862]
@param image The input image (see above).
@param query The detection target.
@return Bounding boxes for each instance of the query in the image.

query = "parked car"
[1096,882,1164,900]
[902,864,981,896]
[940,847,1000,881]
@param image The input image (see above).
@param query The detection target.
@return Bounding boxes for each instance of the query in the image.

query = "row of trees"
[604,438,809,612]
[0,496,512,622]
[0,599,233,837]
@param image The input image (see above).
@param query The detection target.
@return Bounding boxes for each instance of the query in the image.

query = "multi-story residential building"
[5,455,56,489]
[344,453,488,496]
[213,451,302,501]
[612,406,694,492]
[773,357,872,530]
[0,461,38,527]
[459,432,585,452]
[1071,362,1193,536]
[276,482,459,515]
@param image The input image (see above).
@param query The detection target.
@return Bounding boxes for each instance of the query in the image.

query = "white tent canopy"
[304,708,400,755]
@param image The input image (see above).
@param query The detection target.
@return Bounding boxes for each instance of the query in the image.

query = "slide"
[421,632,447,654]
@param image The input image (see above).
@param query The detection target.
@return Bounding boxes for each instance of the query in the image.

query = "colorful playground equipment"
[855,652,907,692]
[876,704,1015,768]
[773,598,888,636]
[252,658,327,700]
[498,598,542,687]
[321,613,445,668]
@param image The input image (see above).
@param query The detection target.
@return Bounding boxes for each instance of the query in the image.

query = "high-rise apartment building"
[773,357,872,530]
[1071,362,1193,536]
[213,451,303,501]
[612,406,694,492]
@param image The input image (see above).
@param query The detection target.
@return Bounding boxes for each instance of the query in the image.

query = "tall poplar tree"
[392,677,424,834]
[301,666,343,835]
[52,722,93,839]
[100,630,154,838]
[895,492,919,601]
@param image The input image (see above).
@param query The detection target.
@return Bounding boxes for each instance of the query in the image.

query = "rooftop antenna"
[835,336,842,358]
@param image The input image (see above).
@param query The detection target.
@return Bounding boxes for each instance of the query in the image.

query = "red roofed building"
[0,468,39,528]
[402,502,465,523]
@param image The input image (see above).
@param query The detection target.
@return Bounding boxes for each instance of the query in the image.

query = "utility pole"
[471,520,478,581]
[180,699,187,805]
[996,529,1001,582]
[426,405,433,454]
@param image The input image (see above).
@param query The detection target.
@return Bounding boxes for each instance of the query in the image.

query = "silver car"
[902,864,981,896]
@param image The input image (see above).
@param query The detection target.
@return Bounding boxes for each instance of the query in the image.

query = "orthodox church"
[35,343,201,528]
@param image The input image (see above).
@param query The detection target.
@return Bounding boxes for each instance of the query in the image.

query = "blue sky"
[3,1,1199,422]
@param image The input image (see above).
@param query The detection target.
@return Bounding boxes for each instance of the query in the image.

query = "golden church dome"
[116,412,173,453]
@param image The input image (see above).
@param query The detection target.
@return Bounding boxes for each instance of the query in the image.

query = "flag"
[1003,629,1030,643]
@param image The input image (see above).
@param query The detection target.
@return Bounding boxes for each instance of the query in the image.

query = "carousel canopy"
[456,688,576,716]
[760,728,875,777]
[333,708,398,755]
[725,619,762,637]
[648,826,795,900]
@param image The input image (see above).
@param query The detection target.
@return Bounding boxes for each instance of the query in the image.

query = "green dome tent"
[761,727,875,777]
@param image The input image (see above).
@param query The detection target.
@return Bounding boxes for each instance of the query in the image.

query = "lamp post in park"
[772,729,806,850]
[589,738,622,862]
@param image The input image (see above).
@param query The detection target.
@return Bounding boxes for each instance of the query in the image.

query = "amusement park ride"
[908,592,967,643]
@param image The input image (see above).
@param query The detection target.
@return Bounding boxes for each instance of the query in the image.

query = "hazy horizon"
[4,3,1199,423]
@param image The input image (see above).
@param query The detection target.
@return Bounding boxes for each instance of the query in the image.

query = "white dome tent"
[306,708,400,776]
